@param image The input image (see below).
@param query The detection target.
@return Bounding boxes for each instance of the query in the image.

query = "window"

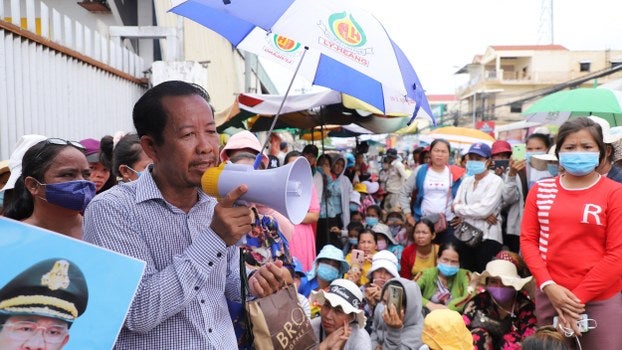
[580,62,591,72]
[510,102,522,113]
[611,61,622,69]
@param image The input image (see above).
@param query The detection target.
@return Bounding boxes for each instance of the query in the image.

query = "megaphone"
[201,157,312,224]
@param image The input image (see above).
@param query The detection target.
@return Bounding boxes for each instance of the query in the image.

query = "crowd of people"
[1,80,621,349]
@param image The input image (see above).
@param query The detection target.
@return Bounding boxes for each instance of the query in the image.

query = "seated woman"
[415,243,472,314]
[371,222,403,271]
[400,218,439,279]
[301,245,350,299]
[463,260,536,350]
[361,250,400,333]
[309,279,371,350]
[370,277,424,349]
[3,138,95,239]
[345,229,377,286]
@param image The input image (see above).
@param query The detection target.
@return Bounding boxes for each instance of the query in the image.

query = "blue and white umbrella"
[169,0,434,125]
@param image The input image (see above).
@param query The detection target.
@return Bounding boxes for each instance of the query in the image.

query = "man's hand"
[210,185,253,246]
[248,260,293,297]
[382,303,404,329]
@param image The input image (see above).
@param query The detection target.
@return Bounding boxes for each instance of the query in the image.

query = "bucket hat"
[371,223,397,245]
[309,279,365,327]
[421,309,473,350]
[366,250,399,279]
[220,130,269,168]
[307,245,350,280]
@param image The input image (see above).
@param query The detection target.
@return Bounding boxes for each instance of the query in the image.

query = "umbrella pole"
[254,47,309,169]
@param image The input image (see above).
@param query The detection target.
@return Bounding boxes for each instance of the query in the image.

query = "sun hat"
[366,250,399,279]
[421,309,473,350]
[530,145,557,171]
[588,116,622,144]
[491,140,512,156]
[371,223,397,245]
[1,134,47,192]
[219,130,269,168]
[467,142,491,158]
[307,245,350,280]
[474,259,532,291]
[309,279,365,327]
[350,190,361,205]
[353,182,367,194]
[79,138,101,163]
[362,180,379,194]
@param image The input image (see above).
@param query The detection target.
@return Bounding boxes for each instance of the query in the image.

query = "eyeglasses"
[46,138,85,151]
[1,321,68,344]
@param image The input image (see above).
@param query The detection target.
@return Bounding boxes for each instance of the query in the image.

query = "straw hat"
[473,260,532,291]
[309,279,366,327]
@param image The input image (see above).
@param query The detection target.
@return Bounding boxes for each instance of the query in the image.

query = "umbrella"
[169,0,433,125]
[523,88,622,126]
[420,126,495,152]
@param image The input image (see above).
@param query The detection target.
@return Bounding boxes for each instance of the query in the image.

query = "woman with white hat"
[310,279,371,350]
[361,250,400,333]
[463,259,536,349]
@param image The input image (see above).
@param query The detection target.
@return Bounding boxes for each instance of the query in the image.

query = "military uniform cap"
[0,258,88,323]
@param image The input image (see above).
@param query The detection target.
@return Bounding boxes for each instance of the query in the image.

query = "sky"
[263,0,622,95]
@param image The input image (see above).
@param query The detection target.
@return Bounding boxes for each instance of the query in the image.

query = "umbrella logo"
[273,35,301,52]
[328,12,367,47]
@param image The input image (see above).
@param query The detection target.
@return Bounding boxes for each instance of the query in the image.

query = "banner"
[0,218,145,350]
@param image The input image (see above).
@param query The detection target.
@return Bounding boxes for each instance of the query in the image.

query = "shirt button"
[208,328,212,333]
[201,299,205,304]
[208,261,213,267]
[217,252,222,258]
[194,286,199,291]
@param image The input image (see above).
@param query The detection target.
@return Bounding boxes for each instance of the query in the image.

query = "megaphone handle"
[253,153,262,170]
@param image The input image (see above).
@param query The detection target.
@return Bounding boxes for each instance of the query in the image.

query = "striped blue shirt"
[83,167,241,349]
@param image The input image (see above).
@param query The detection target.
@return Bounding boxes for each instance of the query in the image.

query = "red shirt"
[521,176,622,303]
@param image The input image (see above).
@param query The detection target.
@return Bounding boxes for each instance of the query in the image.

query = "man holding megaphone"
[83,81,293,349]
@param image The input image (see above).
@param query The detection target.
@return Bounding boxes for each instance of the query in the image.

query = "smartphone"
[512,144,526,161]
[492,159,509,170]
[352,249,365,266]
[386,284,404,315]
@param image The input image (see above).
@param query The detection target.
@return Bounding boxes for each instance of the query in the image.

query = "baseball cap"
[491,140,512,156]
[1,134,47,192]
[79,138,101,163]
[467,142,491,158]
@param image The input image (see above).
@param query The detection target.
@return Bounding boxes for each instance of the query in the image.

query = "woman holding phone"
[521,117,622,349]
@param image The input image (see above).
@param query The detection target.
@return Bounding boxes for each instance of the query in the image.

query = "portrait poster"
[0,218,145,350]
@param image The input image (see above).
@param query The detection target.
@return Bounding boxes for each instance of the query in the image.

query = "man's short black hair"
[132,81,211,145]
[302,144,319,158]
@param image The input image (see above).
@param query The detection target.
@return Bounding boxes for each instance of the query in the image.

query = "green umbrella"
[523,88,622,126]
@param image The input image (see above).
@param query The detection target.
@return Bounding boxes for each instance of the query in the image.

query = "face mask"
[349,203,360,212]
[487,286,516,304]
[466,160,487,176]
[559,152,599,176]
[376,240,387,250]
[348,237,358,245]
[126,165,143,178]
[39,180,96,212]
[316,263,340,282]
[437,263,459,277]
[365,217,379,227]
[547,163,559,177]
[387,217,399,225]
[389,225,401,237]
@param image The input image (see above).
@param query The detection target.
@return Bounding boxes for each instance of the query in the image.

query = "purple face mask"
[487,286,516,304]
[41,180,97,212]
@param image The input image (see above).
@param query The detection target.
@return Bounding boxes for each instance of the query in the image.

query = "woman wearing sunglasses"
[3,138,96,239]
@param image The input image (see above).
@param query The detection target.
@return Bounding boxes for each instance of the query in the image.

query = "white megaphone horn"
[201,157,312,224]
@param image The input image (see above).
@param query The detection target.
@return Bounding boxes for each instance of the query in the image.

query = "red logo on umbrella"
[328,12,367,47]
[273,34,300,52]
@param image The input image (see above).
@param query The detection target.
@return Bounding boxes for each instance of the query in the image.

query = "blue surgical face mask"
[559,152,599,176]
[365,217,379,227]
[547,163,559,177]
[348,237,358,245]
[437,263,459,277]
[38,179,96,212]
[466,160,487,176]
[316,263,340,282]
[126,165,143,179]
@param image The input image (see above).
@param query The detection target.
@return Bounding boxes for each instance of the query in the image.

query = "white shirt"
[421,166,452,218]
